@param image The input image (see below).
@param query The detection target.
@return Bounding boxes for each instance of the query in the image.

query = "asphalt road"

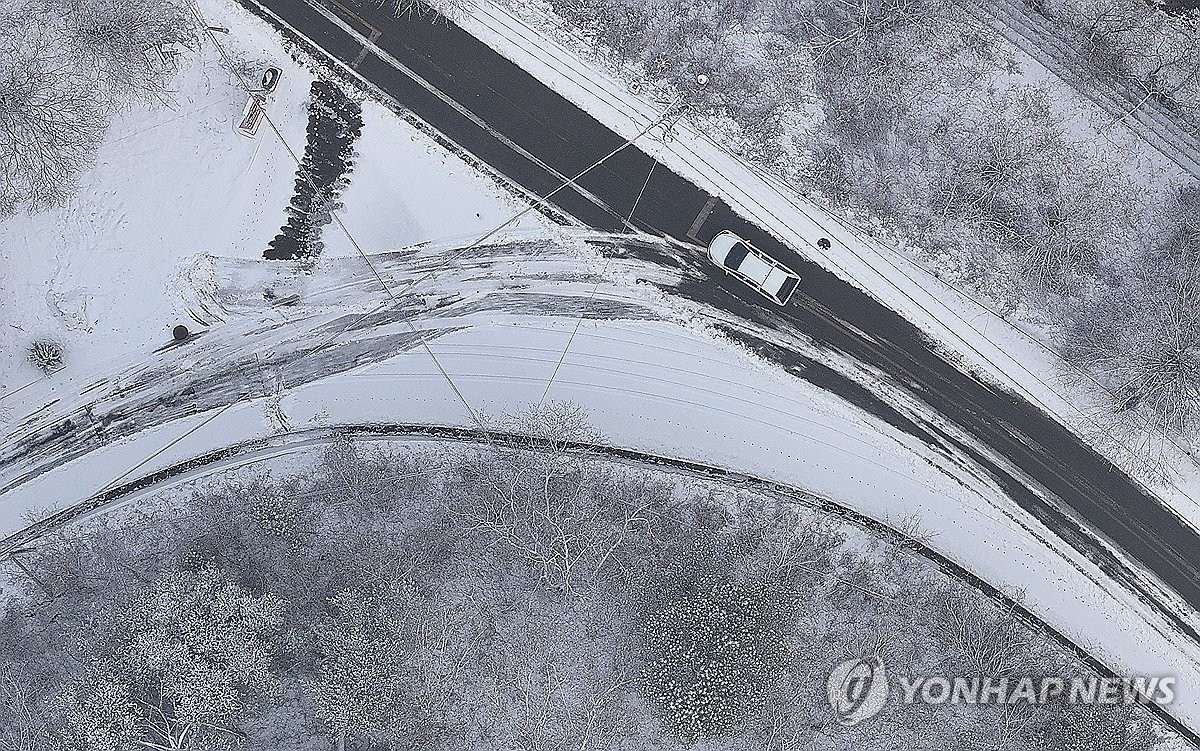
[240,0,1200,632]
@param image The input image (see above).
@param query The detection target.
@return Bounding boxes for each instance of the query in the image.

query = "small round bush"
[28,340,65,374]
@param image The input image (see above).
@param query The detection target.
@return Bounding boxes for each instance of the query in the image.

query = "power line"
[389,99,692,299]
[70,1,694,503]
[539,143,662,405]
[190,0,492,430]
[467,4,1200,513]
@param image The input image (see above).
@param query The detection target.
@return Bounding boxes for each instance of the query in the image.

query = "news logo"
[827,656,889,726]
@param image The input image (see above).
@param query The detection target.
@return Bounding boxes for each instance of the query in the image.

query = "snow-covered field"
[0,0,543,396]
[3,232,1199,737]
[2,0,1200,741]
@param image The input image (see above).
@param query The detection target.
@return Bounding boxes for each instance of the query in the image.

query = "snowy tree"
[639,571,790,744]
[1030,702,1160,751]
[26,341,65,374]
[64,568,284,750]
[0,9,105,216]
[634,527,802,746]
[58,671,139,751]
[308,587,415,751]
[50,0,196,106]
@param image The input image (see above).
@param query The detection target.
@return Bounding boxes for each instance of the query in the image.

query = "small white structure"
[235,68,282,138]
[236,94,266,138]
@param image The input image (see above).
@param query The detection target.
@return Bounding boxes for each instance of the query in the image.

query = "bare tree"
[49,0,197,107]
[1157,181,1200,263]
[488,598,631,751]
[0,671,49,751]
[920,85,1136,294]
[1062,263,1200,435]
[1051,0,1151,53]
[450,404,672,594]
[1047,0,1200,120]
[0,9,105,216]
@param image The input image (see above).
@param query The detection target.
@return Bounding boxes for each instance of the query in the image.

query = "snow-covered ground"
[3,232,1199,737]
[447,0,1200,530]
[2,0,1199,740]
[0,0,544,396]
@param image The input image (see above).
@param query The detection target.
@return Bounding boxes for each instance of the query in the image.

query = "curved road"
[4,422,1196,743]
[234,0,1200,636]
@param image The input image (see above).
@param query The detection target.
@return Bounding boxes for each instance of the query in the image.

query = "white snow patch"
[0,0,547,397]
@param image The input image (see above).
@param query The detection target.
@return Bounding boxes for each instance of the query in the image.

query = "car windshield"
[776,276,799,303]
[724,241,750,270]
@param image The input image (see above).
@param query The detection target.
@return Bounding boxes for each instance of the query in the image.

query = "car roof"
[707,230,802,305]
[707,231,742,265]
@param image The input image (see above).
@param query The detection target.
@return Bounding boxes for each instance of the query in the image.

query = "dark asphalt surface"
[240,0,1200,633]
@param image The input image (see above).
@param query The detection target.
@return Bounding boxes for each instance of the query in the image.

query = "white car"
[707,231,801,306]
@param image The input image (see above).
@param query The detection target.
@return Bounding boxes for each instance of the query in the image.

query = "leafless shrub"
[377,0,474,21]
[26,340,64,374]
[479,400,602,446]
[1078,402,1177,484]
[1061,264,1200,435]
[1047,0,1200,121]
[50,0,197,107]
[933,590,1044,677]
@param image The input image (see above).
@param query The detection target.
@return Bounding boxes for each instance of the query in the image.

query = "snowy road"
[3,0,1200,735]
[3,234,1200,737]
[225,0,1200,636]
